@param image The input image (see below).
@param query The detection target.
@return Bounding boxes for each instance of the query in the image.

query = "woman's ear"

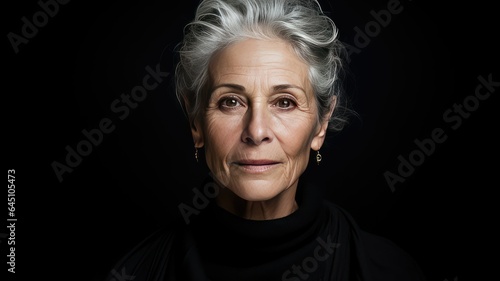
[311,96,337,151]
[183,95,205,148]
[190,117,204,148]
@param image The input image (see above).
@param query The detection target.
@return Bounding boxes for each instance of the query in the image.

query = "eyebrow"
[211,83,245,92]
[272,84,306,94]
[211,83,306,93]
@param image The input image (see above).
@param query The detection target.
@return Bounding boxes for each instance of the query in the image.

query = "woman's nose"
[241,104,272,146]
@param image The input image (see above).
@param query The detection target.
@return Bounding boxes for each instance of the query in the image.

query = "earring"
[316,150,322,165]
[195,147,199,162]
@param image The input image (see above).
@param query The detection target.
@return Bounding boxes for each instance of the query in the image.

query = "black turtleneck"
[104,177,427,281]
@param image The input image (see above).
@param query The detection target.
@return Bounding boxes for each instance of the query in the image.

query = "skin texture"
[190,38,335,220]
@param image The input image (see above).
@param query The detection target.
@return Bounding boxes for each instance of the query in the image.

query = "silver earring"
[195,147,199,162]
[316,150,322,165]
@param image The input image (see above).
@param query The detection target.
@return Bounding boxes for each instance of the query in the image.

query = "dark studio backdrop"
[3,0,498,280]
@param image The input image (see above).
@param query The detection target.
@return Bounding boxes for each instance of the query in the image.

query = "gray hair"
[175,0,352,131]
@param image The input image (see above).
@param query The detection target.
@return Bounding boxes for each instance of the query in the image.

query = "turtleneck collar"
[186,176,332,280]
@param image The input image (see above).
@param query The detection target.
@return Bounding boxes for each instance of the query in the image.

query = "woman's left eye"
[275,98,296,109]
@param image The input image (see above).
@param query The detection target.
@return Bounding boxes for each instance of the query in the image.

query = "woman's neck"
[215,184,299,220]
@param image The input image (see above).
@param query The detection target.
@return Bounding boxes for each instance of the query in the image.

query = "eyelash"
[218,96,242,109]
[274,97,297,109]
[217,95,297,110]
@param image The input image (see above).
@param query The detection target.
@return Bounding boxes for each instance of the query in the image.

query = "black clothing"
[105,177,426,281]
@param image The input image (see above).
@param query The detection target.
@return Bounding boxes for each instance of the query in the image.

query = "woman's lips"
[233,159,281,173]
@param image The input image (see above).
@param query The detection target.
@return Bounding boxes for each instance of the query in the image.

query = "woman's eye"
[220,97,240,108]
[276,98,295,109]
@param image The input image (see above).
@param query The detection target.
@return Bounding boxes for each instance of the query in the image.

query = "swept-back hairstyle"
[175,0,351,131]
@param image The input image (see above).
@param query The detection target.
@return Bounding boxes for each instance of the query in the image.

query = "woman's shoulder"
[321,200,427,281]
[357,231,427,281]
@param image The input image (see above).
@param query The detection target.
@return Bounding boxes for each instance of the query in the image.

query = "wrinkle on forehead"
[209,38,312,99]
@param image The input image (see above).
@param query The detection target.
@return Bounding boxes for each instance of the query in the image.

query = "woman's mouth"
[233,159,281,173]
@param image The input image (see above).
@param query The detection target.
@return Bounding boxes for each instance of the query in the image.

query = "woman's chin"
[228,180,293,202]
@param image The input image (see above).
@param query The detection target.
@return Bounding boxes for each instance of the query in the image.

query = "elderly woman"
[106,0,426,280]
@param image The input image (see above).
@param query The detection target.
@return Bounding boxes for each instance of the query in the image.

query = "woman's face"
[191,38,332,201]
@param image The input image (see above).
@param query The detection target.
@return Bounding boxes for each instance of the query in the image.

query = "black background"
[3,0,498,280]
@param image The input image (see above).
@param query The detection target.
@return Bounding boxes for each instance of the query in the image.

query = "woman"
[105,0,427,280]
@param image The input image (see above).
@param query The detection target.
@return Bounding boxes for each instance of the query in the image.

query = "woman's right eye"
[220,97,240,108]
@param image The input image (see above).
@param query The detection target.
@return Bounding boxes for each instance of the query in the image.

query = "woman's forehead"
[209,38,311,89]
